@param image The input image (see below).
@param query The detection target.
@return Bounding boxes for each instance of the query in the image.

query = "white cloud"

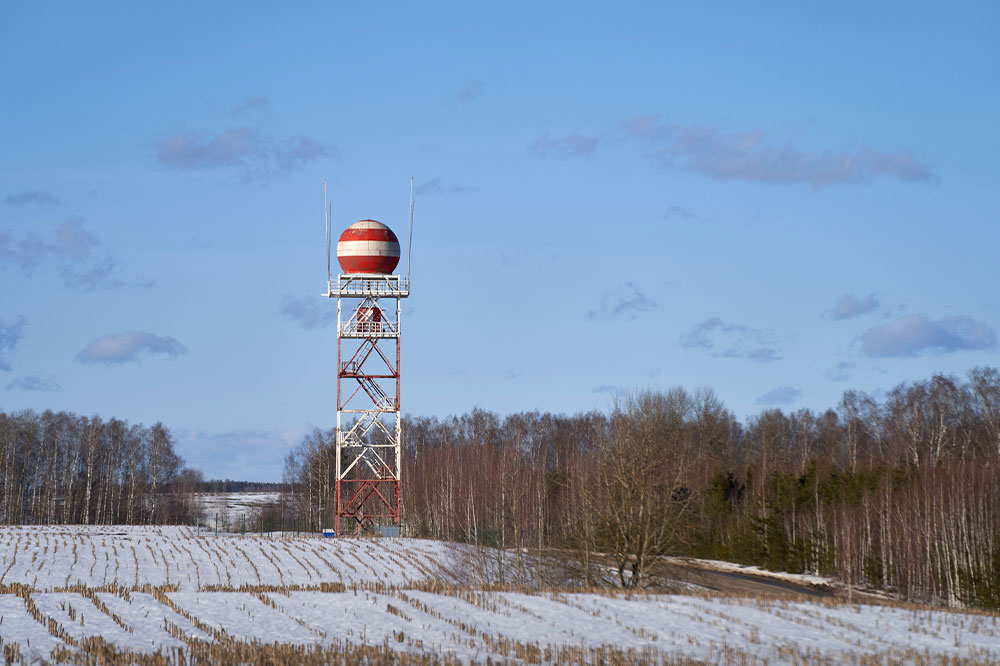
[157,127,336,183]
[681,317,780,362]
[588,283,656,321]
[76,331,188,365]
[414,178,479,197]
[233,96,269,115]
[663,205,705,223]
[756,386,802,405]
[827,294,880,320]
[531,133,599,159]
[279,296,336,330]
[174,424,313,481]
[0,316,27,371]
[824,361,855,382]
[4,190,61,206]
[621,115,934,188]
[0,218,151,291]
[6,374,60,392]
[860,314,996,357]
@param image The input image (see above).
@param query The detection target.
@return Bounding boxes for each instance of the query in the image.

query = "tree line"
[285,367,1000,608]
[0,410,192,525]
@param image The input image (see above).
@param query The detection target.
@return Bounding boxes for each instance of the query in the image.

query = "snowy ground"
[0,525,463,590]
[2,587,997,664]
[0,526,996,664]
[194,491,283,530]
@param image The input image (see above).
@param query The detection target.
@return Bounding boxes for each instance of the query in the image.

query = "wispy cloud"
[233,96,269,115]
[455,83,483,103]
[588,283,656,321]
[4,190,61,206]
[0,218,151,290]
[414,178,479,197]
[860,314,996,358]
[621,115,934,188]
[498,246,527,267]
[681,317,780,362]
[75,332,188,365]
[756,386,802,405]
[6,374,60,392]
[0,316,27,371]
[156,127,336,183]
[279,296,336,330]
[593,384,622,395]
[827,293,880,320]
[531,133,599,159]
[664,205,705,223]
[173,424,312,481]
[824,360,855,382]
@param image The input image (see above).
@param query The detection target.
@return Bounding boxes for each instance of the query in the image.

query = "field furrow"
[0,526,996,665]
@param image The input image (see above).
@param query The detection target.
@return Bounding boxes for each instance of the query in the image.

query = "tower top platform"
[326,273,410,299]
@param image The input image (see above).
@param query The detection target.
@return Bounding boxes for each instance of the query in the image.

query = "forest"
[286,367,1000,609]
[0,411,194,525]
[1,367,998,609]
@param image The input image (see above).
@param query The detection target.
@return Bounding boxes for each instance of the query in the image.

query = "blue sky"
[2,2,998,481]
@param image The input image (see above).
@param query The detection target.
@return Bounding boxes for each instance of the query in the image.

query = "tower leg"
[393,480,400,526]
[335,480,342,537]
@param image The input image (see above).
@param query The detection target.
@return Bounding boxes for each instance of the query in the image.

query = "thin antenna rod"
[407,176,414,285]
[324,180,330,281]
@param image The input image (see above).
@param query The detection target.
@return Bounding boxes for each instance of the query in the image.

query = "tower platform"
[326,274,409,300]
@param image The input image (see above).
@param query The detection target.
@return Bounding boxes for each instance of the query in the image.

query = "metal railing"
[327,274,409,299]
[340,319,399,337]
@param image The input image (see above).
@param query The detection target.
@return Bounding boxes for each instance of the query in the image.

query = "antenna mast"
[324,180,331,282]
[407,176,414,285]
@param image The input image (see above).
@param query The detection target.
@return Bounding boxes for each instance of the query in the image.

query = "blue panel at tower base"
[377,525,400,538]
[321,528,336,538]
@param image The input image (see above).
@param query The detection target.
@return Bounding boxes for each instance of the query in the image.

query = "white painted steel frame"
[329,273,406,535]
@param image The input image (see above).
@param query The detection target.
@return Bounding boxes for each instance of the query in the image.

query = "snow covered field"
[194,491,283,531]
[0,526,996,664]
[0,525,461,590]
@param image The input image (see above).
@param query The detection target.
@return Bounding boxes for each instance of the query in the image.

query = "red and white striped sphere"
[336,219,401,274]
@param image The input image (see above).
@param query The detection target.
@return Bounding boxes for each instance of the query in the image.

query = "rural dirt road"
[656,560,836,598]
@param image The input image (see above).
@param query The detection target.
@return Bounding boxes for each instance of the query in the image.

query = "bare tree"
[596,389,700,588]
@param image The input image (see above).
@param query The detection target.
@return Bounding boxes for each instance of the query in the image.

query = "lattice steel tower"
[325,188,411,536]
